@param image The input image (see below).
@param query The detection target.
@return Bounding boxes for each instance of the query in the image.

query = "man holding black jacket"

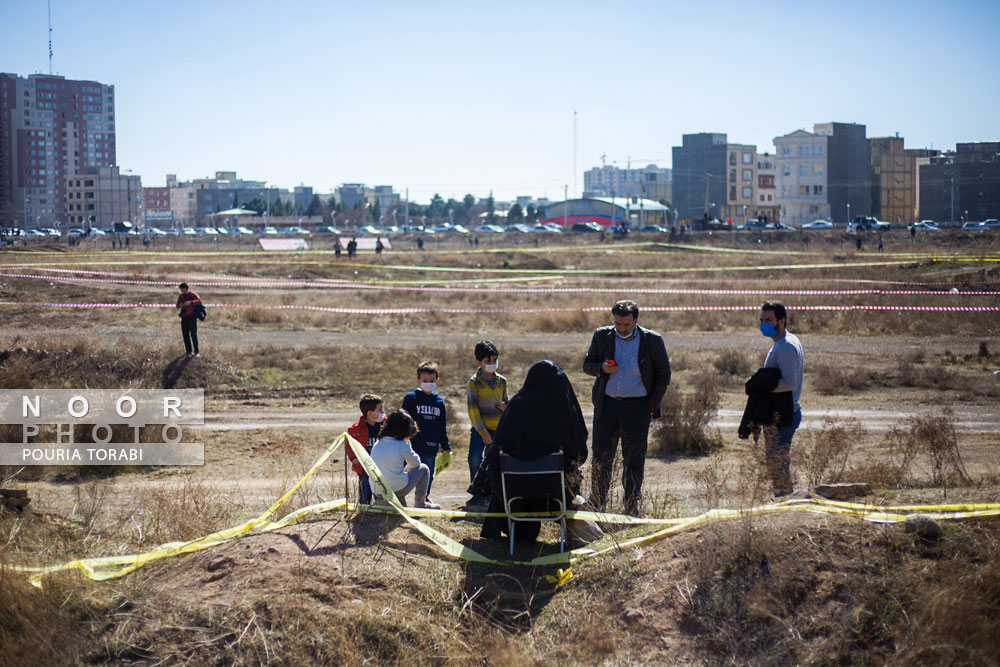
[757,300,804,496]
[583,300,670,516]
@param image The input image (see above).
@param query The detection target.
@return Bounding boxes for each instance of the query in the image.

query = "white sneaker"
[421,500,441,510]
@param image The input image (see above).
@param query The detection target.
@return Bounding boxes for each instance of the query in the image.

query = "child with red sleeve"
[346,393,385,505]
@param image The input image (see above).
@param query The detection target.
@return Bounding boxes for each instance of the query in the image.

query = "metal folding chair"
[499,451,567,555]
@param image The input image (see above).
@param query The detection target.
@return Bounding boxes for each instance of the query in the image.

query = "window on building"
[814,164,824,175]
[730,186,736,199]
[800,185,808,196]
[742,169,752,181]
[742,152,752,164]
[799,166,807,176]
[783,146,790,156]
[729,153,736,165]
[742,186,752,198]
[799,145,810,157]
[813,145,823,155]
[730,170,736,182]
[814,185,823,195]
[767,194,773,202]
[760,194,765,202]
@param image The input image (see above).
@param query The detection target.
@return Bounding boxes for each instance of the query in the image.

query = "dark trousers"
[417,450,437,498]
[180,316,199,355]
[590,396,651,515]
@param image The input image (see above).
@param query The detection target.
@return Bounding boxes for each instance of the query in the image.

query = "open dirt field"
[2,230,999,664]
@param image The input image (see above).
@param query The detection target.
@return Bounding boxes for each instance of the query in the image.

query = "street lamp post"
[847,202,851,226]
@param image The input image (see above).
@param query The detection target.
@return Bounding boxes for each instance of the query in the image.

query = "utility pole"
[573,111,578,198]
[563,184,568,228]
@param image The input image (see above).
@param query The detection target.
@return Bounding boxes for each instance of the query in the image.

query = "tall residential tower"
[0,73,117,226]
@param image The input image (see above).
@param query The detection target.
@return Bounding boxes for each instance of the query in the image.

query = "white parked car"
[981,219,1000,230]
[263,227,278,235]
[801,220,833,230]
[236,226,254,235]
[181,227,197,235]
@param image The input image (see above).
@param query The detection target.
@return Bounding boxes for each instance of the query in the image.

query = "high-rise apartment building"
[0,73,116,226]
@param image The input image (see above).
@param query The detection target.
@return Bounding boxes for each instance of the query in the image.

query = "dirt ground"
[2,231,999,664]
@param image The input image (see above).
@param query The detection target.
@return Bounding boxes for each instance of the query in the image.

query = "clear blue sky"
[3,0,998,203]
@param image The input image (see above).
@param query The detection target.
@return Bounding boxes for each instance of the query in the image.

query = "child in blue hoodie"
[401,361,451,504]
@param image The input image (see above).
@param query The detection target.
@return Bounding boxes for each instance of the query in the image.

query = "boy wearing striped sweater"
[466,340,508,504]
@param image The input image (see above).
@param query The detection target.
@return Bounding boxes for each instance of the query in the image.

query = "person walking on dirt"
[878,235,884,253]
[176,282,202,357]
[583,300,670,516]
[757,301,804,496]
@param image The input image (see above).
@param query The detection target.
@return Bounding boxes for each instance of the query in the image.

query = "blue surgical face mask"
[760,322,779,337]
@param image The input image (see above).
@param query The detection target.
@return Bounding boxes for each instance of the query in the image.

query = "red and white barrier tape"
[3,302,999,314]
[2,272,997,297]
[11,266,1000,288]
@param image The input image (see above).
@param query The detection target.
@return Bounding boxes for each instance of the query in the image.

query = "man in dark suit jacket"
[583,300,670,516]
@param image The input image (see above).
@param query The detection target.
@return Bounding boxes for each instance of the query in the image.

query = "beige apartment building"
[64,165,143,227]
[869,136,938,224]
[774,129,831,226]
[725,143,757,224]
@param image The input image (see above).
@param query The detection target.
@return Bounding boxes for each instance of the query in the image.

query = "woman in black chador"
[480,360,589,541]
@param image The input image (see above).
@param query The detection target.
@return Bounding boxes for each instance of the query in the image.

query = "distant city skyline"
[2,0,998,203]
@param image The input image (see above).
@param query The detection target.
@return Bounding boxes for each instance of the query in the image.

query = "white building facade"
[774,130,830,226]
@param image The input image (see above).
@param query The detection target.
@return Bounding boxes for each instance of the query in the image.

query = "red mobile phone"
[604,359,616,367]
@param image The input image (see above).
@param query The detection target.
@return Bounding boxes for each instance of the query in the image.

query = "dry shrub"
[649,372,722,456]
[882,409,970,490]
[678,518,1000,665]
[0,563,109,665]
[240,306,283,324]
[813,363,874,394]
[126,476,246,548]
[711,349,754,377]
[692,454,735,510]
[799,418,866,488]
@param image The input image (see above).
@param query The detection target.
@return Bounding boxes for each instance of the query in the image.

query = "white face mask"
[484,362,499,373]
[420,381,437,393]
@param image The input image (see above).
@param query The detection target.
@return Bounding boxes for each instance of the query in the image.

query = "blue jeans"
[468,428,493,486]
[358,472,373,504]
[765,408,802,494]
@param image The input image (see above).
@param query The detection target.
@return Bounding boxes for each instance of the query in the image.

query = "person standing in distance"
[176,282,202,358]
[583,300,670,516]
[759,301,804,496]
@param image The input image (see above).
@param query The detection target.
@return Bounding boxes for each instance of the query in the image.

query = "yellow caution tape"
[14,433,1000,585]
